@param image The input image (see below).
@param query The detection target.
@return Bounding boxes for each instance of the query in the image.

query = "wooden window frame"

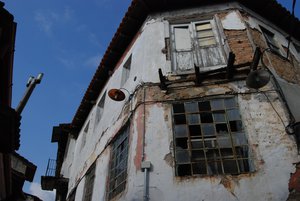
[170,18,226,73]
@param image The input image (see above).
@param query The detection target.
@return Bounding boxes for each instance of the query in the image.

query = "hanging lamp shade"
[108,89,126,101]
[246,69,270,89]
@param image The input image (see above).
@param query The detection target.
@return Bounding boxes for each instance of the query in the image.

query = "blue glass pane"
[185,102,199,113]
[211,99,224,110]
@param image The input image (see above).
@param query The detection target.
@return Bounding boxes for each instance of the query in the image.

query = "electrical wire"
[261,91,287,128]
[260,48,296,124]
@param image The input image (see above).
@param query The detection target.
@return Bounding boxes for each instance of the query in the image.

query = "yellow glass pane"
[198,38,216,46]
[197,30,214,38]
[196,23,212,31]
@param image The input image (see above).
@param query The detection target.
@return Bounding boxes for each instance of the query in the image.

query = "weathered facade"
[0,1,18,199]
[43,1,300,200]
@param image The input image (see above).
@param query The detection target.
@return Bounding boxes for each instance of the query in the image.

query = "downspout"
[141,86,151,201]
[143,167,148,201]
[142,87,146,161]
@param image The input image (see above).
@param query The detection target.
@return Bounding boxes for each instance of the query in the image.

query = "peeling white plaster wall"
[222,11,246,30]
[59,3,300,201]
[61,137,75,180]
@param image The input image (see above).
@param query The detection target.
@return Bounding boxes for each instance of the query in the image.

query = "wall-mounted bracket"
[158,68,167,90]
[250,47,261,71]
[194,64,204,85]
[226,52,236,79]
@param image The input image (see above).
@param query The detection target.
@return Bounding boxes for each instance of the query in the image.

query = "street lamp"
[16,73,44,114]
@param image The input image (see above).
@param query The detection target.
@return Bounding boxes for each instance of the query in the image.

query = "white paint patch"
[222,11,246,30]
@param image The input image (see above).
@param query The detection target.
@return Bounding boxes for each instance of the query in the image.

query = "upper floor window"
[95,91,106,125]
[107,125,130,200]
[172,97,253,176]
[83,164,96,201]
[260,26,281,55]
[294,42,300,54]
[67,187,76,201]
[81,121,89,151]
[170,19,226,72]
[121,55,132,86]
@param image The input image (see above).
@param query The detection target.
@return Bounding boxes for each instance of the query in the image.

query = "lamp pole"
[16,73,44,114]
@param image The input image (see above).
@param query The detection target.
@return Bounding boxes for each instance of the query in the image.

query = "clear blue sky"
[1,0,299,200]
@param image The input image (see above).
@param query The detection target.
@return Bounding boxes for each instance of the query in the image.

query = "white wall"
[60,3,300,201]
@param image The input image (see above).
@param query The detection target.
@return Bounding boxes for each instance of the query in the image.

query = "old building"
[0,2,40,200]
[42,0,300,200]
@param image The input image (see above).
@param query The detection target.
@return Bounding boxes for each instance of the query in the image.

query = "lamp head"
[26,76,34,87]
[246,69,270,89]
[108,89,126,101]
[36,73,44,84]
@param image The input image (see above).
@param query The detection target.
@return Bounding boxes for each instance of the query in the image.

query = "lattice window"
[83,165,95,201]
[107,125,130,200]
[172,97,253,176]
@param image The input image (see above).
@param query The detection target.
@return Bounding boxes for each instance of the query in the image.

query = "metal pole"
[16,73,43,114]
[141,161,151,201]
[143,168,149,201]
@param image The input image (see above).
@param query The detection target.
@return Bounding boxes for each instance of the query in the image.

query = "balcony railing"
[45,158,56,177]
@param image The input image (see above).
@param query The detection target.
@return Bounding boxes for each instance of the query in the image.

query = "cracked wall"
[59,3,300,201]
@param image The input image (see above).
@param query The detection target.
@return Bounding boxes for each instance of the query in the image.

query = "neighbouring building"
[0,2,40,201]
[42,0,300,200]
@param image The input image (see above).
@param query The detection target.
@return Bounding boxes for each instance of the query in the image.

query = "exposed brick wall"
[287,163,300,201]
[224,30,254,65]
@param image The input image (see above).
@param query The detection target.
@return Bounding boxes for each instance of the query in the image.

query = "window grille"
[172,97,253,176]
[83,165,95,201]
[107,125,130,200]
[45,158,56,177]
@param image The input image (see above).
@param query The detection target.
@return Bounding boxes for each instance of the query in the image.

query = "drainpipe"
[141,161,151,201]
[142,87,146,161]
[141,87,151,201]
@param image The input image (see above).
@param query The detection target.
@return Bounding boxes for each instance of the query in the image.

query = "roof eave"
[70,0,300,137]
